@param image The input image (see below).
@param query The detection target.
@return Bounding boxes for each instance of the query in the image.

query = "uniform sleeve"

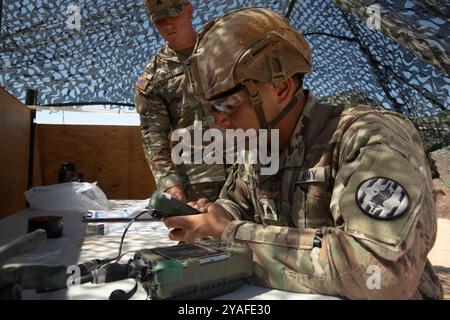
[220,112,440,299]
[135,78,185,191]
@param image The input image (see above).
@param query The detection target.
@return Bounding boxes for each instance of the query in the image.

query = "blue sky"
[35,109,140,126]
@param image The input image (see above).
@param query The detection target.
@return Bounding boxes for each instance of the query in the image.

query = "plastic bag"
[24,182,108,212]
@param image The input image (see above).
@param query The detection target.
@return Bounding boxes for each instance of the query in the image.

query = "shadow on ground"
[434,266,450,300]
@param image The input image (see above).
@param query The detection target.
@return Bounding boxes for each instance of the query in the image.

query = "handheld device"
[149,191,200,220]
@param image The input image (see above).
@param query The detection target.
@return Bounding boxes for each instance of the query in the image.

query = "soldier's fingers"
[204,202,215,211]
[169,228,185,241]
[178,193,187,203]
[165,186,187,202]
[187,199,208,212]
[183,231,198,244]
[173,192,186,202]
[187,200,197,208]
[164,216,192,229]
[163,216,177,229]
[196,198,209,206]
[197,198,210,212]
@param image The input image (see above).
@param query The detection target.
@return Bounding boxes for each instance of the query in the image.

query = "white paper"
[85,199,150,220]
[102,222,169,236]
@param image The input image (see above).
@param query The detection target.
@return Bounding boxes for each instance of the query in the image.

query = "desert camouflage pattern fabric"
[189,7,312,101]
[218,92,443,299]
[144,0,187,23]
[135,44,226,200]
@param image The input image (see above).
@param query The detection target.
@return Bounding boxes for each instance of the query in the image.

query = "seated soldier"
[163,7,443,299]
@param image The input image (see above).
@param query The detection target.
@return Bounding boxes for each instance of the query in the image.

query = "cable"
[79,210,149,273]
[87,213,150,300]
[109,281,138,300]
[116,251,136,263]
[111,210,148,263]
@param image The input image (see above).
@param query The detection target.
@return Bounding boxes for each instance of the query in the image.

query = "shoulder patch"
[135,77,149,91]
[356,177,410,220]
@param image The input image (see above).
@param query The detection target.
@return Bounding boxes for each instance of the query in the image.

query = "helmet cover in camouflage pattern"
[144,0,189,24]
[187,7,312,101]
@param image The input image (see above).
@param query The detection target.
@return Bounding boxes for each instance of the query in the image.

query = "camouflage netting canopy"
[0,0,449,151]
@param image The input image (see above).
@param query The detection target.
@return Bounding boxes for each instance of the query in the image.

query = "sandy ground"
[429,147,450,299]
[429,207,450,300]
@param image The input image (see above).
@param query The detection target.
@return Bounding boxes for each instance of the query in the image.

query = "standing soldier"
[135,0,226,202]
[163,7,443,299]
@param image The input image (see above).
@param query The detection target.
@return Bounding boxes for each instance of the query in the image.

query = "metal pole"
[0,0,3,35]
[26,88,38,191]
[284,0,298,19]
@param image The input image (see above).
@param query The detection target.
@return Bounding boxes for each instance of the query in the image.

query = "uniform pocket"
[305,183,334,228]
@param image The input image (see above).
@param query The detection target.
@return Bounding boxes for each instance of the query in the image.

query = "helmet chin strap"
[243,79,303,130]
[243,80,268,129]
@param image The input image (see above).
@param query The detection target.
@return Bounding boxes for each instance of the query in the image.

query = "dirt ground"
[429,218,450,300]
[428,147,450,299]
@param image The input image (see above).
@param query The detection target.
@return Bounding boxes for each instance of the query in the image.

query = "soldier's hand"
[163,203,231,243]
[165,185,187,202]
[187,198,210,213]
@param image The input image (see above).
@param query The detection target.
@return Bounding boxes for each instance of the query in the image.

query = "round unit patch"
[356,177,410,220]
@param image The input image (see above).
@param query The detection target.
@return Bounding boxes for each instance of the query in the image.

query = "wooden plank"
[36,124,155,200]
[32,128,42,187]
[0,88,31,218]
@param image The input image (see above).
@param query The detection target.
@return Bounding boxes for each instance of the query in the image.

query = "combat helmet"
[186,7,312,129]
[144,0,189,23]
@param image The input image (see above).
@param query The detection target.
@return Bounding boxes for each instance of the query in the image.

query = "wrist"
[220,220,249,242]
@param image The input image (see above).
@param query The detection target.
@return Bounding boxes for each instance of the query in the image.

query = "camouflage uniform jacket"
[135,44,226,196]
[218,91,443,299]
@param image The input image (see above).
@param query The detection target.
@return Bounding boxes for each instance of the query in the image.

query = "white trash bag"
[24,182,108,211]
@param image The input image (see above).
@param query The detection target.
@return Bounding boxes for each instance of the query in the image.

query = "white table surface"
[0,201,338,300]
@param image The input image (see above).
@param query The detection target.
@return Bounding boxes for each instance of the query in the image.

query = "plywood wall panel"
[36,124,155,200]
[0,88,31,218]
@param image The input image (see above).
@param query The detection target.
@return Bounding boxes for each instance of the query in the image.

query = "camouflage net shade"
[0,0,449,152]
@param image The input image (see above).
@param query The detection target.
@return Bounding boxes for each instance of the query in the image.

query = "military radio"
[98,193,253,299]
[72,238,253,300]
[129,238,253,299]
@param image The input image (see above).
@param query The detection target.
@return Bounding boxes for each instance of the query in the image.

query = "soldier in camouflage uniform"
[135,0,226,202]
[164,7,443,299]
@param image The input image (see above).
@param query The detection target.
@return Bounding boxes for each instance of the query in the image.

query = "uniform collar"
[250,90,317,179]
[160,44,193,63]
[159,44,182,63]
[279,90,317,170]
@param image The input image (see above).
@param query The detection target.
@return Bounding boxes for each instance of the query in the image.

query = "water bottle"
[58,162,83,183]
